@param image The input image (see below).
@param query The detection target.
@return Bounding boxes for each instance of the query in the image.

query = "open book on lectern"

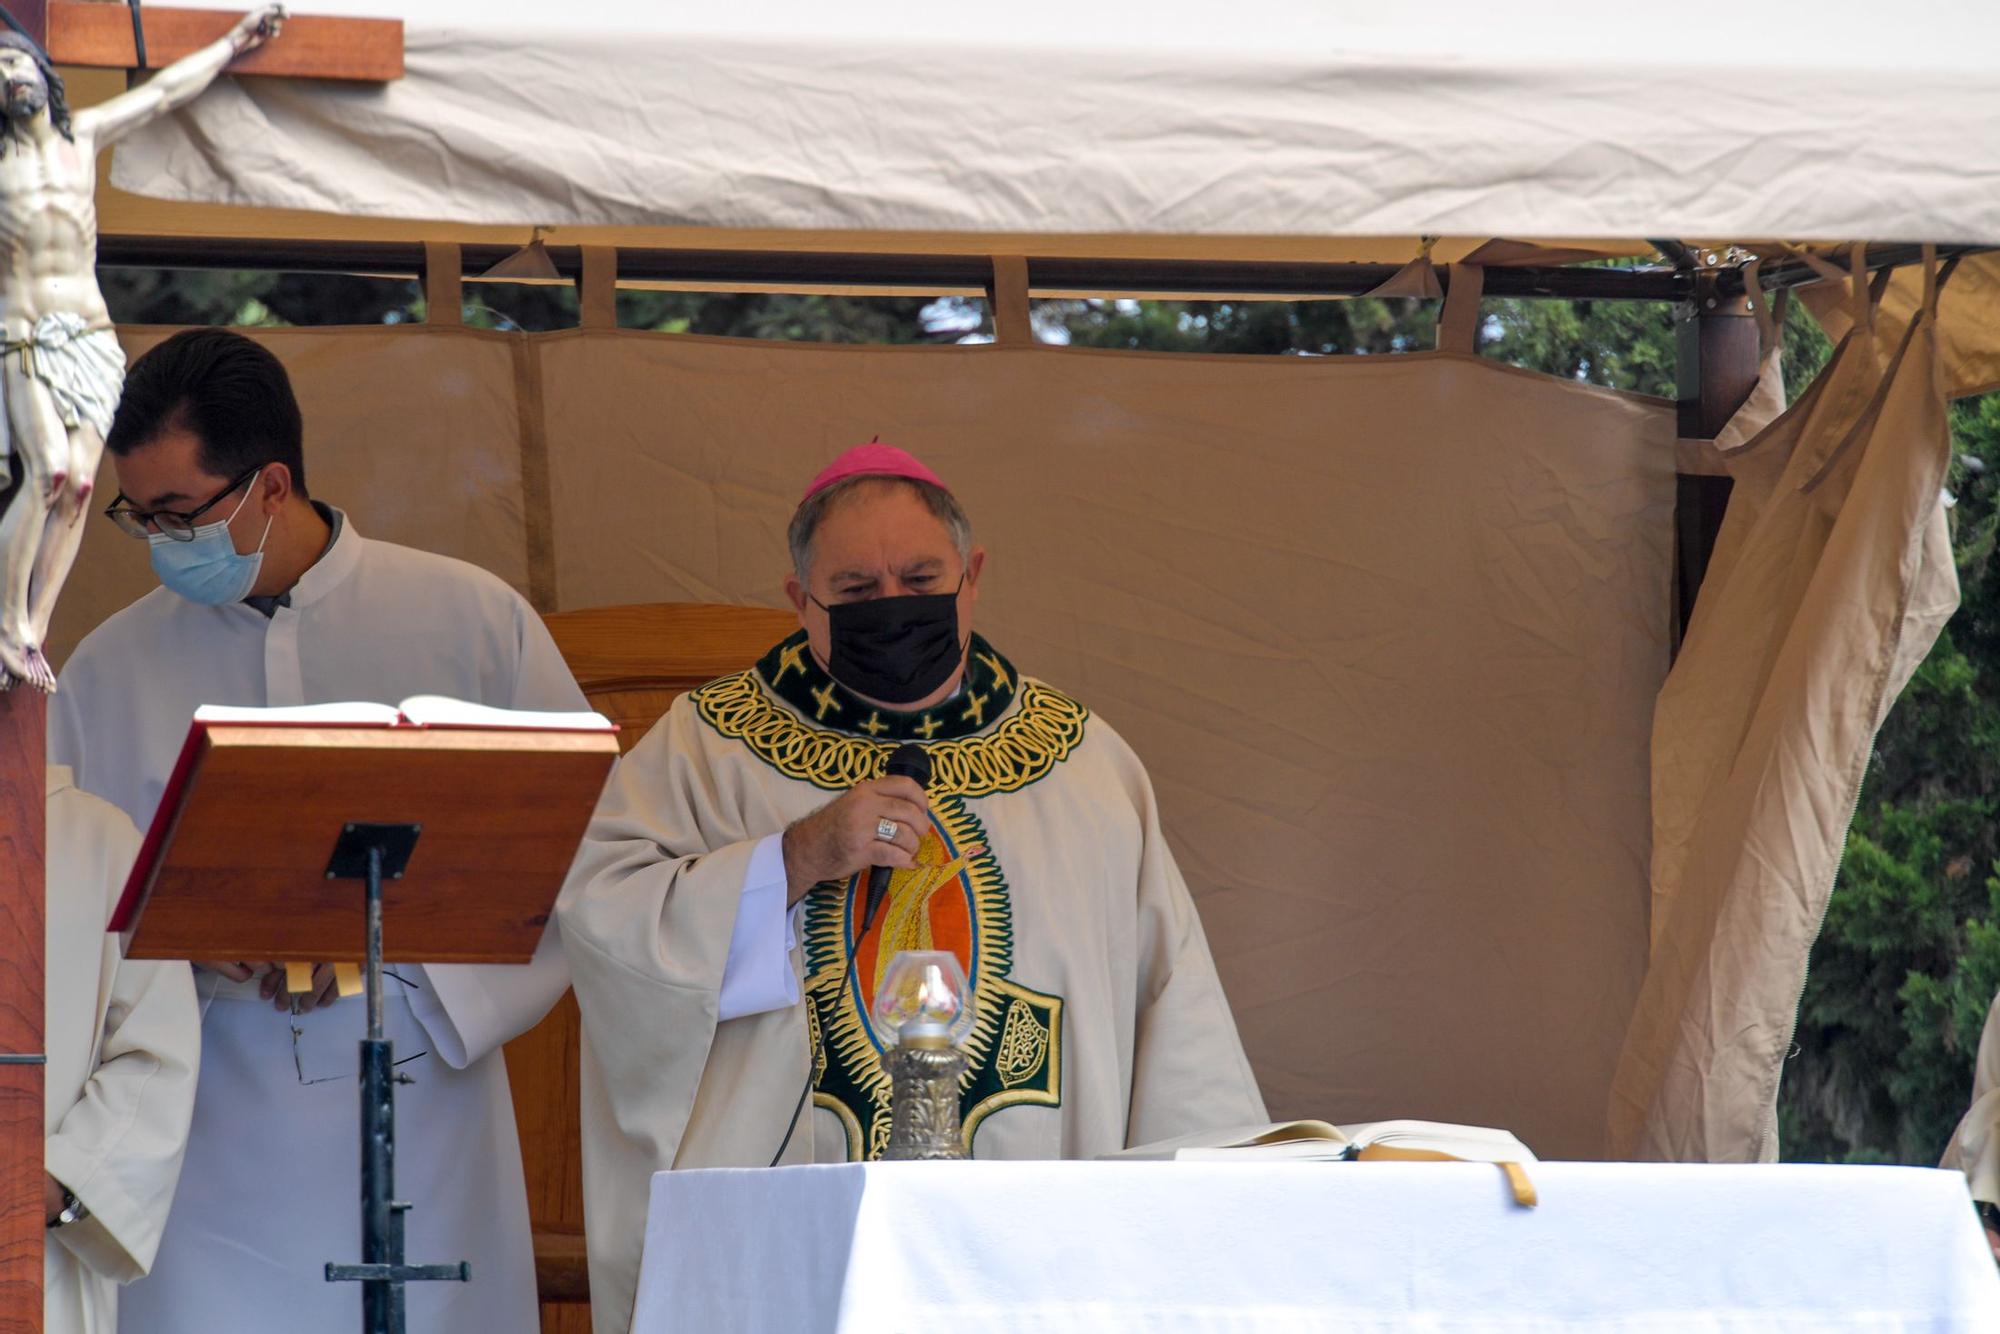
[107,697,620,965]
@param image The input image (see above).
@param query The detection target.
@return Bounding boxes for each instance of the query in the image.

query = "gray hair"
[788,475,973,585]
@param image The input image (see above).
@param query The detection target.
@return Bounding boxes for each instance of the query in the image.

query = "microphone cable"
[769,1067,813,1167]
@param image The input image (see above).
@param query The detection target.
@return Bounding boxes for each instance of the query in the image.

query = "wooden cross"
[0,690,44,1326]
[0,11,403,1325]
[12,1,402,81]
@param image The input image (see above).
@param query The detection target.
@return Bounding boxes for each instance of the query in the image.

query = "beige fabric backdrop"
[51,326,532,661]
[53,323,1676,1160]
[1610,259,1959,1160]
[1802,252,2000,401]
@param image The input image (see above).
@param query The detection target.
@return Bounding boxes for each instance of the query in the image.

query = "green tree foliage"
[98,268,981,341]
[97,262,2000,1163]
[1046,296,1436,356]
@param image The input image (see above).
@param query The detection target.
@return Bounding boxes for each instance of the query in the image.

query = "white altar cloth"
[632,1160,2000,1333]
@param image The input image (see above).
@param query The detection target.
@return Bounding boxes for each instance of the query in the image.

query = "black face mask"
[815,578,966,705]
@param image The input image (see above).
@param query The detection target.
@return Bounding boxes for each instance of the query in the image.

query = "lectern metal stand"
[111,718,620,1334]
[321,822,468,1334]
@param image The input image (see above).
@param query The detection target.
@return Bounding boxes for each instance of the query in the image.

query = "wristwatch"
[47,1188,89,1230]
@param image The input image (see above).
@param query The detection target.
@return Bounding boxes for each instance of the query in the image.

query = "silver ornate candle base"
[881,1040,967,1161]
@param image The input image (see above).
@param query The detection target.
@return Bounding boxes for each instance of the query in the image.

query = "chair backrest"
[543,601,800,753]
[506,601,798,1319]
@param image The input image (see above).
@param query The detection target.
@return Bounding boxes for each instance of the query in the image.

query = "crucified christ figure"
[0,5,283,689]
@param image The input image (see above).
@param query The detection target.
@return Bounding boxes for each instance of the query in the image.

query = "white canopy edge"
[105,2,2000,244]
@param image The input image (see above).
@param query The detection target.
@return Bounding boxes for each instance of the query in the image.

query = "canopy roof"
[105,1,2000,247]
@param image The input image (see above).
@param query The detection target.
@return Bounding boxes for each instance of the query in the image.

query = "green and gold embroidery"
[804,795,1062,1158]
[691,661,1089,798]
[752,630,1022,744]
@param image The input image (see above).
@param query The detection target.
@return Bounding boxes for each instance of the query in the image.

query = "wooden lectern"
[115,716,617,1334]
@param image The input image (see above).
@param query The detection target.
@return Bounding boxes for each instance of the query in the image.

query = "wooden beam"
[47,3,402,82]
[0,691,46,1332]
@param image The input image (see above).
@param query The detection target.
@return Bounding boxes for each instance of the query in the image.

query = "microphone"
[862,742,932,935]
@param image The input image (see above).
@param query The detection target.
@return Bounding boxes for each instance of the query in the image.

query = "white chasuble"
[45,767,200,1334]
[559,631,1267,1334]
[51,513,586,1334]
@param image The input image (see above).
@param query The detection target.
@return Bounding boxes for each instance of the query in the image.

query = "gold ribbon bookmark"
[1354,1144,1539,1208]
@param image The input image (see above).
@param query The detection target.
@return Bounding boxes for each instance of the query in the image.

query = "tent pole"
[1672,272,1760,651]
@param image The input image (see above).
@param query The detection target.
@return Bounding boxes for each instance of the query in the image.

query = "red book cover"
[109,720,209,934]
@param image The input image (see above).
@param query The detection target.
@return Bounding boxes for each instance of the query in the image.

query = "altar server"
[558,442,1266,1331]
[45,767,199,1334]
[52,328,586,1333]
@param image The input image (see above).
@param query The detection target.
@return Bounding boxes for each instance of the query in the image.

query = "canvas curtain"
[111,1,2000,242]
[1609,247,1960,1160]
[1801,251,2000,401]
[57,266,1677,1159]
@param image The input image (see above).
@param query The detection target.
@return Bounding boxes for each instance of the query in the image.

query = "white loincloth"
[3,312,125,446]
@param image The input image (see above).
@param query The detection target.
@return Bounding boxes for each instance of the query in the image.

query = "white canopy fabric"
[112,1,2000,242]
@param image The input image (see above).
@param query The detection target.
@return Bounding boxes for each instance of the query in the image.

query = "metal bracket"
[1688,270,1755,320]
[0,1053,45,1065]
[326,1263,470,1284]
[324,822,422,882]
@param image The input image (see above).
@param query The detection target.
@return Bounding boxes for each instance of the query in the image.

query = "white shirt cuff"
[718,833,801,1021]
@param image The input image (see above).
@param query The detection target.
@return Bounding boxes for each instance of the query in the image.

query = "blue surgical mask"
[148,474,274,605]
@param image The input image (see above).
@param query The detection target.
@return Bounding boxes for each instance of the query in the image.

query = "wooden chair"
[506,602,799,1332]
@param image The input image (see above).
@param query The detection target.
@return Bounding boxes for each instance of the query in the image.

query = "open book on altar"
[1107,1119,1538,1165]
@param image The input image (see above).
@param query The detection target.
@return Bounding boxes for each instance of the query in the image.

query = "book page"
[1103,1120,1352,1160]
[193,702,401,726]
[395,695,615,731]
[1341,1120,1538,1164]
[1105,1118,1536,1164]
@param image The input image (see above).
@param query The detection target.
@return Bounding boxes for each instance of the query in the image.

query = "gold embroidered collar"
[692,633,1090,797]
[756,630,1019,742]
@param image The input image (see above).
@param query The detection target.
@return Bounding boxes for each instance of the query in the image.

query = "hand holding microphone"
[864,744,933,933]
[779,742,934,910]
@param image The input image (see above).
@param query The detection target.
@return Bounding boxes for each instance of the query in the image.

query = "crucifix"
[0,5,403,1326]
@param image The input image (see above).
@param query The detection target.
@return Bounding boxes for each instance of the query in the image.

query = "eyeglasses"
[104,465,261,541]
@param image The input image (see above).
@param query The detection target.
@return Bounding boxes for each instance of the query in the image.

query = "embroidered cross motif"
[915,713,942,739]
[977,651,1012,692]
[960,691,990,727]
[811,681,844,721]
[773,642,809,683]
[859,711,889,737]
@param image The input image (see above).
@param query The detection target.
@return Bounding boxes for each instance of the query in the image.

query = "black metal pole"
[359,843,400,1334]
[325,821,466,1322]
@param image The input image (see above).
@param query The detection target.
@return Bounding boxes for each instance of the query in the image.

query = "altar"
[633,1161,2000,1333]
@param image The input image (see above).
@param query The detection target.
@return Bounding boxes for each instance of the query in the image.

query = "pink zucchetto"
[801,441,950,503]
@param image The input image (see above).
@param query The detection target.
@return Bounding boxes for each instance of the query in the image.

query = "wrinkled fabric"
[109,2,2000,240]
[1942,990,2000,1207]
[1610,264,1960,1161]
[3,315,125,441]
[55,324,1673,1168]
[1802,252,2000,401]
